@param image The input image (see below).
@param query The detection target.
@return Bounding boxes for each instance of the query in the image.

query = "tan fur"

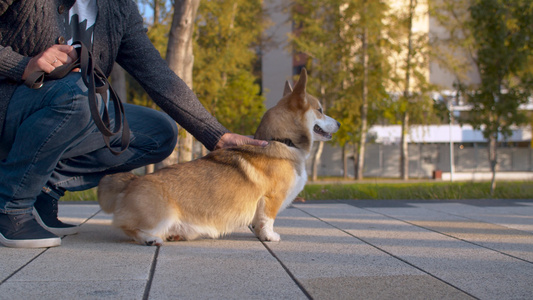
[97,69,339,246]
[98,172,138,213]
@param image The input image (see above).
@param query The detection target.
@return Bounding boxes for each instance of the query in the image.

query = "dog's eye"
[317,108,323,114]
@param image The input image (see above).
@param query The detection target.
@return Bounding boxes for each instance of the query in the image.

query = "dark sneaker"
[0,212,61,248]
[33,190,79,236]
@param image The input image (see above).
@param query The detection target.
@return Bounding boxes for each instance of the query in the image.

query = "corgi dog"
[97,68,340,246]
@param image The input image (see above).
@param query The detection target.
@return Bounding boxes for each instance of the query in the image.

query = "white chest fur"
[280,164,307,212]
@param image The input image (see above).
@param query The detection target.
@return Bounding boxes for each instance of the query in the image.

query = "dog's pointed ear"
[292,68,307,97]
[283,80,293,96]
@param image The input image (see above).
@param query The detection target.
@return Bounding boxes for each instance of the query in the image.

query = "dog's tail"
[97,172,138,213]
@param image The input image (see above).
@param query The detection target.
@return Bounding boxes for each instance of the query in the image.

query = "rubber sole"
[0,232,61,248]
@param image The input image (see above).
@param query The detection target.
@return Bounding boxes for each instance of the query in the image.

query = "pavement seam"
[79,208,102,225]
[248,226,313,300]
[364,206,533,265]
[80,208,161,299]
[294,206,480,300]
[0,208,102,286]
[0,249,48,286]
[418,203,533,230]
[142,245,160,300]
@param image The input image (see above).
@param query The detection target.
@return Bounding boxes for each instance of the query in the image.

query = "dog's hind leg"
[166,235,183,242]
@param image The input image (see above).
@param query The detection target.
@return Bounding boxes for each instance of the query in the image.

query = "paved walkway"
[1,199,532,300]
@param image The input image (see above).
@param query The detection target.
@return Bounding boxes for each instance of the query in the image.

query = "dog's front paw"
[136,235,164,246]
[135,230,164,246]
[260,230,281,242]
[144,238,163,246]
[145,240,162,246]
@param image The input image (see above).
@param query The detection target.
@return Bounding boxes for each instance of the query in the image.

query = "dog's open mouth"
[314,124,332,139]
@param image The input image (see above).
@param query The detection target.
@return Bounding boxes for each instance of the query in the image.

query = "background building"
[261,0,533,180]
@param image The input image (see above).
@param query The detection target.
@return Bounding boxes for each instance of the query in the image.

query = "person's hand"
[21,45,78,80]
[215,133,268,149]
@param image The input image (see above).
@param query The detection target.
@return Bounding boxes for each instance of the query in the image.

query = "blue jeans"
[0,73,178,214]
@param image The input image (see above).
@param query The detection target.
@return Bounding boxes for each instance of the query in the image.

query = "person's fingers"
[35,54,56,73]
[50,45,76,65]
[21,45,76,80]
[58,44,78,62]
[243,137,268,147]
[215,133,268,149]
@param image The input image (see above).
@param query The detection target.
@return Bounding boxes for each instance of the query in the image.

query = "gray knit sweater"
[0,0,229,151]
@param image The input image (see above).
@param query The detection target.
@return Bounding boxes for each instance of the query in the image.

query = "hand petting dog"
[215,133,268,149]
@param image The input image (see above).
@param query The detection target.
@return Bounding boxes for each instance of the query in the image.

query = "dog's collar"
[271,138,297,148]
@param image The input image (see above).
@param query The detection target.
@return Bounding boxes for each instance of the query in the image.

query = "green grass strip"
[300,181,533,200]
[61,181,533,202]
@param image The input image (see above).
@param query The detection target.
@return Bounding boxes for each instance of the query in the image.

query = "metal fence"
[313,143,533,179]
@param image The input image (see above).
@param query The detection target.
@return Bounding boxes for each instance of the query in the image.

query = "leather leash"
[24,41,130,155]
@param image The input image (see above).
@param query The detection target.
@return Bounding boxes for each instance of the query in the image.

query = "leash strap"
[24,41,130,155]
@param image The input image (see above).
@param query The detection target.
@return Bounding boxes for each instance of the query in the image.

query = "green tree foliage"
[464,0,532,193]
[291,0,393,178]
[127,1,172,110]
[128,1,266,136]
[391,0,436,180]
[193,0,266,135]
[432,0,532,193]
[345,0,393,179]
[291,0,349,140]
[290,0,352,180]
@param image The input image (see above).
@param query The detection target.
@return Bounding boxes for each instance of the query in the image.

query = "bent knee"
[44,73,98,128]
[125,106,178,161]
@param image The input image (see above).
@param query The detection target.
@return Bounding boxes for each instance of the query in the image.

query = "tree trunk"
[165,0,200,163]
[357,8,368,180]
[400,111,409,180]
[353,143,359,179]
[311,142,324,182]
[342,144,348,179]
[311,84,328,182]
[153,0,160,23]
[145,164,154,175]
[488,133,498,195]
[400,0,415,181]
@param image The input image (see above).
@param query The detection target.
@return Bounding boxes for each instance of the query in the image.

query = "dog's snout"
[336,121,341,128]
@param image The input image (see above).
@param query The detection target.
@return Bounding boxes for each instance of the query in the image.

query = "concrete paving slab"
[517,201,533,207]
[0,279,146,300]
[302,275,472,300]
[296,203,533,300]
[0,248,45,283]
[268,206,472,299]
[412,220,533,262]
[354,202,533,262]
[0,203,100,284]
[149,227,306,299]
[0,209,156,299]
[413,201,533,233]
[1,200,532,300]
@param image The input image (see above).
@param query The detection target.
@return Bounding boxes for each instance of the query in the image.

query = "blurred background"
[118,0,532,187]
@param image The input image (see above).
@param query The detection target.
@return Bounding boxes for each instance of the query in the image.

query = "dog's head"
[254,68,340,154]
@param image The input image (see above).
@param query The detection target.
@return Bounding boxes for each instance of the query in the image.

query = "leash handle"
[24,41,130,155]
